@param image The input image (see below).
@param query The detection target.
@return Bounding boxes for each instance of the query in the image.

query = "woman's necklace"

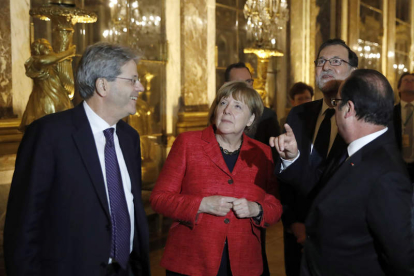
[219,136,243,155]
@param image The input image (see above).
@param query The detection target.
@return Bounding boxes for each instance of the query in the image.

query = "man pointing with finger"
[273,69,414,276]
[269,39,357,276]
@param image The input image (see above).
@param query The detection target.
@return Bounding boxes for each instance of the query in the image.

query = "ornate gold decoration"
[243,1,288,108]
[30,0,97,100]
[244,0,289,48]
[19,39,75,132]
[128,72,159,188]
[244,48,283,107]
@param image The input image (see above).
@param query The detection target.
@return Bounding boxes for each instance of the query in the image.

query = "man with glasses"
[4,42,150,276]
[394,72,414,183]
[270,39,357,276]
[274,69,414,275]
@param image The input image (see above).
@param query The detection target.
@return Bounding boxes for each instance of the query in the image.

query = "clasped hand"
[198,196,260,218]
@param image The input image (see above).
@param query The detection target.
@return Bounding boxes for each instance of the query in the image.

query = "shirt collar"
[401,99,414,110]
[347,127,387,157]
[83,101,117,135]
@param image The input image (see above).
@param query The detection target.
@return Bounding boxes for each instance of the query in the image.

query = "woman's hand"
[198,196,237,216]
[232,198,261,218]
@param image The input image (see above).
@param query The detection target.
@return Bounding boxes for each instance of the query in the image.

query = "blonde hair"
[208,81,264,134]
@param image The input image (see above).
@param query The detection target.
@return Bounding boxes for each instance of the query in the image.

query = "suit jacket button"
[224,218,230,224]
[228,179,233,184]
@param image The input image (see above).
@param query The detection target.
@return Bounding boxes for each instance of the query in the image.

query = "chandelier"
[244,0,289,49]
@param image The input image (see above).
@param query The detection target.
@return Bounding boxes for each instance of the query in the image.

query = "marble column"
[289,0,317,95]
[176,0,215,134]
[0,0,13,119]
[383,0,396,90]
[11,0,31,118]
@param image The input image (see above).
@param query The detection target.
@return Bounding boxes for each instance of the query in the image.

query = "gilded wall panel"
[181,0,209,107]
[0,0,13,119]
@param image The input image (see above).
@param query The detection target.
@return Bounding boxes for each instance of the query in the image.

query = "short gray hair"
[75,42,140,100]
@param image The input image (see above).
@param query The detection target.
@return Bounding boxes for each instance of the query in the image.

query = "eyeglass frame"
[113,76,141,85]
[314,58,351,67]
[330,98,343,107]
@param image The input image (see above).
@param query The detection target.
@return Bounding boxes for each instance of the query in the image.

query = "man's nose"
[135,80,145,92]
[322,60,333,70]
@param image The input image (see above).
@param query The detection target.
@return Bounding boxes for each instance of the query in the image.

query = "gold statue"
[19,39,76,131]
[30,0,97,102]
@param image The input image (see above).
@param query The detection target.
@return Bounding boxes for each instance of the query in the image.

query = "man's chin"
[319,79,342,94]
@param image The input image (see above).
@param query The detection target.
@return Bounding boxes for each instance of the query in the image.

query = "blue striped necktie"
[103,128,131,269]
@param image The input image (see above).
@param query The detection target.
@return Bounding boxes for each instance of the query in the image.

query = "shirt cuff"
[280,150,300,172]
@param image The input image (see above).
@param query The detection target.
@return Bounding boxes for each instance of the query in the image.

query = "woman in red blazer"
[150,81,282,276]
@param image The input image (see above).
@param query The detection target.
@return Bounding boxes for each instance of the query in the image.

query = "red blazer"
[150,126,282,276]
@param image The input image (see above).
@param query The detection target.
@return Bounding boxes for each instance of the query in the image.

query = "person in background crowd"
[280,82,314,131]
[393,72,414,182]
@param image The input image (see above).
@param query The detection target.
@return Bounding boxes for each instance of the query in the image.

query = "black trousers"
[283,231,303,276]
[106,262,129,276]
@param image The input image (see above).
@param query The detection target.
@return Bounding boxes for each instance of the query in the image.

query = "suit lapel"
[298,100,322,156]
[313,130,393,205]
[202,126,232,176]
[72,104,110,220]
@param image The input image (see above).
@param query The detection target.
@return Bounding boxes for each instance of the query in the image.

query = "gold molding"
[244,48,284,59]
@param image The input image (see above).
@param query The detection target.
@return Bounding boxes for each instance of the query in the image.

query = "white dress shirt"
[347,127,387,158]
[83,101,135,258]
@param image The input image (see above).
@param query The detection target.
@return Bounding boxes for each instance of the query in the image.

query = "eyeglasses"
[114,76,141,85]
[330,98,343,107]
[314,58,351,67]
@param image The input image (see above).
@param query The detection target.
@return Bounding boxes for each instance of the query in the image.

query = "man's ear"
[95,78,108,97]
[345,100,356,118]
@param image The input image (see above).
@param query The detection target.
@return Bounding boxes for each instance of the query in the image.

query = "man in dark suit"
[270,39,357,276]
[393,72,414,182]
[4,43,150,276]
[224,62,280,276]
[274,69,414,275]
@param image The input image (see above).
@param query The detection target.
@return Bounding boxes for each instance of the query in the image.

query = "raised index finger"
[284,124,295,138]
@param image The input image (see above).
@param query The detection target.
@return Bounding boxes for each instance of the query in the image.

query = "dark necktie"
[310,108,335,168]
[104,128,131,269]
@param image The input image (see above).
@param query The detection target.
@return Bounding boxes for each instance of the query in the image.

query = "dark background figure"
[279,82,314,132]
[393,72,414,182]
[150,81,282,276]
[271,39,357,276]
[225,62,280,276]
[274,69,414,275]
[4,43,150,276]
